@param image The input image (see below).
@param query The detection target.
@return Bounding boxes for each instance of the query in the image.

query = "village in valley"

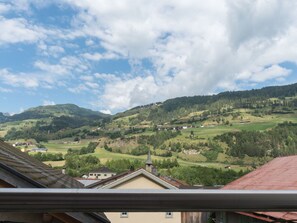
[1,1,297,223]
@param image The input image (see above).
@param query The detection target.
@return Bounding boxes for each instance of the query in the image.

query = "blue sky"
[0,0,297,114]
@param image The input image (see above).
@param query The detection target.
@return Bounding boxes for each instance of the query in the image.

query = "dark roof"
[89,166,115,173]
[223,156,297,222]
[0,141,109,223]
[0,141,82,188]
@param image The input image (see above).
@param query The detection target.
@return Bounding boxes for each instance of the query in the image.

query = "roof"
[87,170,132,188]
[88,168,186,189]
[0,140,109,223]
[89,166,115,173]
[223,156,297,190]
[0,141,82,188]
[223,156,297,222]
[76,179,101,186]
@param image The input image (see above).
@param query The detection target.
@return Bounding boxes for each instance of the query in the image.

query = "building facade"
[88,151,208,223]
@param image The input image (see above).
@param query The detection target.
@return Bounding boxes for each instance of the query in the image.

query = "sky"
[1,0,297,115]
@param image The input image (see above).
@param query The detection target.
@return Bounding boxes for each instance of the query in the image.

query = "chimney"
[145,150,153,173]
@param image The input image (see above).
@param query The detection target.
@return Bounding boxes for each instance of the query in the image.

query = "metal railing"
[0,188,297,212]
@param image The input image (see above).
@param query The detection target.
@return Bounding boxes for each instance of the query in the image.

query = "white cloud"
[1,1,297,112]
[81,53,102,61]
[38,42,65,57]
[81,52,119,61]
[43,100,55,106]
[0,69,39,88]
[68,84,88,93]
[80,75,94,82]
[85,39,94,46]
[0,68,68,90]
[63,0,297,111]
[0,17,44,44]
[237,65,292,83]
[94,73,121,82]
[99,109,111,115]
[102,75,158,110]
[0,3,11,14]
[34,61,69,75]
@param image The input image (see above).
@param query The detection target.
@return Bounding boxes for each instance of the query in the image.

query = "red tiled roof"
[223,156,297,190]
[223,156,297,222]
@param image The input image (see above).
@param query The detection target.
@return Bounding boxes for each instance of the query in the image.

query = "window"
[120,212,128,218]
[165,212,173,218]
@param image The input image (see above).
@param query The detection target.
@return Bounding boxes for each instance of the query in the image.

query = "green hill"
[6,104,109,122]
[2,83,297,171]
[114,82,297,124]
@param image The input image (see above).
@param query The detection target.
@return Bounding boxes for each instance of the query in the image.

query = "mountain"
[115,82,297,124]
[1,104,109,123]
[0,112,9,123]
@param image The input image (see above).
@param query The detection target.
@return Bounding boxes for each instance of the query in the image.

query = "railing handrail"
[0,188,296,212]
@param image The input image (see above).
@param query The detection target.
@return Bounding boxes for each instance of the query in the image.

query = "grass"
[44,139,94,154]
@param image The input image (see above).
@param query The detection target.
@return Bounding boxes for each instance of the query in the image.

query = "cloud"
[38,42,65,57]
[0,17,44,44]
[99,109,112,115]
[68,84,88,94]
[0,3,11,14]
[2,1,297,113]
[43,100,55,106]
[81,52,119,61]
[102,75,158,110]
[0,68,67,90]
[237,65,292,83]
[34,61,69,75]
[63,0,297,112]
[0,69,39,88]
[81,53,102,61]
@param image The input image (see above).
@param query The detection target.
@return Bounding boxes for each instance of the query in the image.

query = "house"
[216,155,297,223]
[88,151,208,223]
[87,167,116,180]
[30,147,48,152]
[0,140,110,223]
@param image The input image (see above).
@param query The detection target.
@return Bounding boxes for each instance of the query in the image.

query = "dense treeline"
[30,152,63,162]
[105,159,144,173]
[167,166,247,186]
[215,122,297,158]
[65,155,100,177]
[137,130,181,148]
[66,142,98,156]
[130,83,297,123]
[4,123,106,142]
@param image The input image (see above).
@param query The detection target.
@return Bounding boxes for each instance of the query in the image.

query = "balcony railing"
[0,189,296,212]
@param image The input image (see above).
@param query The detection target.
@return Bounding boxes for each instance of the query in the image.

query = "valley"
[1,83,297,185]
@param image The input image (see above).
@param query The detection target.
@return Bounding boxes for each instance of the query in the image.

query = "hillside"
[1,104,110,142]
[1,104,109,123]
[115,82,297,124]
[2,83,297,180]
